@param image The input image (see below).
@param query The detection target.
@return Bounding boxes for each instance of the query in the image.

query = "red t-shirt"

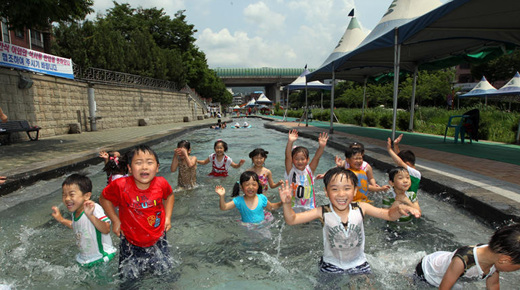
[102,176,173,247]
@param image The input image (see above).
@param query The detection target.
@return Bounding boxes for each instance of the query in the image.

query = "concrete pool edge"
[263,121,520,226]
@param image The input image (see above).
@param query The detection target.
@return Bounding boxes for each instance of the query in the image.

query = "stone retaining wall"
[0,68,205,141]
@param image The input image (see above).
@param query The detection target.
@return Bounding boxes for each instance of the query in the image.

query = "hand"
[215,185,226,196]
[394,134,403,145]
[276,179,284,187]
[380,185,391,191]
[84,200,95,217]
[288,129,298,142]
[315,173,325,180]
[51,206,63,222]
[398,204,421,218]
[238,159,245,166]
[334,156,344,167]
[112,219,121,237]
[174,147,187,157]
[99,151,109,160]
[164,219,172,232]
[386,137,393,150]
[318,132,329,147]
[0,176,6,185]
[278,180,292,204]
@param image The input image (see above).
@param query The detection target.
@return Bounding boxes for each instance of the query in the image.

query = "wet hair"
[388,166,409,182]
[127,144,159,165]
[349,142,365,154]
[323,167,358,189]
[344,147,364,159]
[489,223,520,264]
[232,171,263,197]
[177,140,191,150]
[62,173,92,194]
[397,150,415,165]
[291,146,309,159]
[214,140,228,152]
[103,151,128,176]
[249,148,268,159]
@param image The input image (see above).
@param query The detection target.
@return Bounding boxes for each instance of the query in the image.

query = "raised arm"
[83,200,110,234]
[334,155,346,168]
[309,132,329,173]
[51,206,73,229]
[285,130,298,174]
[230,159,245,168]
[393,134,403,154]
[266,169,283,189]
[387,138,408,168]
[360,202,420,221]
[170,149,180,172]
[215,185,235,211]
[278,180,321,225]
[99,194,122,237]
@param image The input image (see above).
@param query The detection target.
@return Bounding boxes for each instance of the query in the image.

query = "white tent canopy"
[286,68,332,91]
[460,76,498,97]
[256,93,273,104]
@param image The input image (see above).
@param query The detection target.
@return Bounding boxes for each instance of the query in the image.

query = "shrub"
[379,113,393,129]
[363,111,378,127]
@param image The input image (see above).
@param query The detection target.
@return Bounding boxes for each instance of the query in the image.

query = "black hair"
[344,147,364,159]
[291,146,309,159]
[127,144,159,165]
[489,223,520,264]
[388,166,409,182]
[62,173,92,194]
[232,171,263,197]
[214,140,228,152]
[102,151,128,176]
[323,167,358,189]
[249,148,269,159]
[177,140,191,150]
[349,142,365,154]
[397,150,416,165]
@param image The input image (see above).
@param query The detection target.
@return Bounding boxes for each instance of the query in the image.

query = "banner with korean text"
[0,41,74,79]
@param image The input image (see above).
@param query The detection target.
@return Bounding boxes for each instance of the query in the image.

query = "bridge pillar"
[266,83,282,104]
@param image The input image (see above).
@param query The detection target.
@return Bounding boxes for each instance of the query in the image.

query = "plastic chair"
[444,115,472,144]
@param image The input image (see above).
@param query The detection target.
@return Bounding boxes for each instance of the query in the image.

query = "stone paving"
[1,116,519,225]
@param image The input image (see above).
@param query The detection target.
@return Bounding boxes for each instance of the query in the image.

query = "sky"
[89,0,446,69]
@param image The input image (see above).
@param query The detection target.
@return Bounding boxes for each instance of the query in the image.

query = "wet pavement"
[1,115,519,225]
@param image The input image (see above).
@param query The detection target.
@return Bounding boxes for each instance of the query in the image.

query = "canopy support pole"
[516,119,520,144]
[283,88,289,121]
[305,80,309,127]
[329,64,335,134]
[409,66,418,131]
[391,28,401,142]
[361,77,368,126]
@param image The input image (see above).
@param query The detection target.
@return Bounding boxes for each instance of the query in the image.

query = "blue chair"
[444,115,472,144]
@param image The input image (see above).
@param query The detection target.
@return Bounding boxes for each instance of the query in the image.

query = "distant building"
[232,93,244,105]
[0,17,47,53]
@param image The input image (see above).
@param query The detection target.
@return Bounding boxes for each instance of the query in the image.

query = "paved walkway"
[1,115,519,224]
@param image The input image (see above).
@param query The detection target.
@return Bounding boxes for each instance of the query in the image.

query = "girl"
[247,148,283,193]
[215,171,282,224]
[170,140,197,189]
[99,150,127,184]
[382,166,421,222]
[335,142,380,188]
[285,129,328,212]
[197,139,245,177]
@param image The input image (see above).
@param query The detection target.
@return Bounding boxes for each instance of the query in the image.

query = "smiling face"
[389,170,411,193]
[62,184,91,215]
[346,152,364,171]
[252,154,266,168]
[241,177,260,197]
[325,174,357,212]
[292,151,309,171]
[128,150,159,190]
[214,143,226,157]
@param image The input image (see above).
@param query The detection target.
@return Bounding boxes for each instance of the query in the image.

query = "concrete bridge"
[214,67,313,103]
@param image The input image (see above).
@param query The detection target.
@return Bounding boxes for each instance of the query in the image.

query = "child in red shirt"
[100,145,175,280]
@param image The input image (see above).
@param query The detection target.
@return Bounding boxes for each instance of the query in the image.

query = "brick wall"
[0,68,204,141]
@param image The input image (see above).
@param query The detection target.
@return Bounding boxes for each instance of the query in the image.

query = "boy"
[279,167,420,274]
[416,223,520,289]
[344,147,389,202]
[100,144,175,279]
[387,134,421,194]
[335,142,379,188]
[51,174,116,267]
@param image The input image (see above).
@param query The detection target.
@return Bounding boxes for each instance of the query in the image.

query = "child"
[382,166,421,222]
[415,223,520,288]
[197,139,245,177]
[285,129,328,212]
[99,144,175,279]
[51,174,116,267]
[246,148,283,193]
[170,140,197,189]
[387,134,421,194]
[279,167,420,274]
[343,147,389,202]
[243,121,249,127]
[335,142,379,188]
[99,150,127,184]
[215,171,282,224]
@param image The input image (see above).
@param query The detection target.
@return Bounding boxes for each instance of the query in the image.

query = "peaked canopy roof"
[460,76,498,97]
[308,0,520,82]
[256,93,273,104]
[320,9,367,67]
[287,68,332,91]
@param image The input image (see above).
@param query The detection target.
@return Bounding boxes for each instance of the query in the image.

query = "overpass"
[214,67,314,103]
